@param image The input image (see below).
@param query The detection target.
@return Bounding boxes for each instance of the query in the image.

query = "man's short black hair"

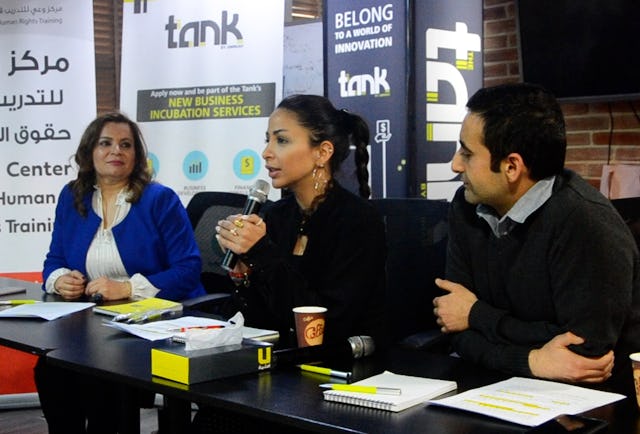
[466,83,567,180]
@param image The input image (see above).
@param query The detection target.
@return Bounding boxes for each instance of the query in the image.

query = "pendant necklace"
[293,214,309,256]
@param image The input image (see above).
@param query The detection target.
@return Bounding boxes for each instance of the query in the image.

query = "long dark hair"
[70,111,151,216]
[276,94,371,198]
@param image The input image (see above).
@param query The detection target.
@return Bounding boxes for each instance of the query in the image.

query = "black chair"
[370,198,450,350]
[181,192,249,311]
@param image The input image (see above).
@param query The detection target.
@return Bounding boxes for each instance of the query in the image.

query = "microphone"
[221,179,270,272]
[273,336,375,367]
[89,293,104,305]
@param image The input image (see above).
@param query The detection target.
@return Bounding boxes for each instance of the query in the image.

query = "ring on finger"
[233,219,244,229]
[231,228,239,237]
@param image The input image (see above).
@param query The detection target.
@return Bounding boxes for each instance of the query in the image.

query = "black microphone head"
[249,179,270,203]
[348,336,375,359]
[89,293,104,305]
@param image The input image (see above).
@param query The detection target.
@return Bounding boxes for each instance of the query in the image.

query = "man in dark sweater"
[433,83,640,395]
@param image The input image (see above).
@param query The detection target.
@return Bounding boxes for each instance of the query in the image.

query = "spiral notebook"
[323,371,457,412]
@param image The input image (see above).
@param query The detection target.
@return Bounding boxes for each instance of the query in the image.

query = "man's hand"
[529,332,614,383]
[432,278,478,333]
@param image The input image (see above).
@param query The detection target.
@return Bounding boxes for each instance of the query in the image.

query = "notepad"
[323,371,457,412]
[93,297,182,317]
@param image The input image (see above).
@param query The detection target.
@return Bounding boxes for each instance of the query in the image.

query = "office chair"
[181,192,248,311]
[181,191,274,312]
[370,198,451,350]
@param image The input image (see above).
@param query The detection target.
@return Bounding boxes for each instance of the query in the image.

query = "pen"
[169,325,225,332]
[299,364,352,380]
[320,384,402,395]
[0,300,40,305]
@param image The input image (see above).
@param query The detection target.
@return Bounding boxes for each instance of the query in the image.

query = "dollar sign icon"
[240,156,254,175]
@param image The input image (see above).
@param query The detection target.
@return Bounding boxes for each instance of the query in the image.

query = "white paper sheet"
[0,302,95,320]
[429,377,625,427]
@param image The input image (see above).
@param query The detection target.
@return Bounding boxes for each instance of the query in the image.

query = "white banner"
[120,0,284,203]
[0,2,96,277]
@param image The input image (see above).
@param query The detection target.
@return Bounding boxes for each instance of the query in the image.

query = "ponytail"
[340,110,371,198]
[276,94,372,198]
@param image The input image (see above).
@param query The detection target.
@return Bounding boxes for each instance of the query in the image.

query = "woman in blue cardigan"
[36,111,204,434]
[42,112,204,302]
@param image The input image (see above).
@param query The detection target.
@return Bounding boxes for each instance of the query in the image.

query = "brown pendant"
[293,234,308,256]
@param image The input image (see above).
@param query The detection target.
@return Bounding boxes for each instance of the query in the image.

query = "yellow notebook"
[93,297,182,317]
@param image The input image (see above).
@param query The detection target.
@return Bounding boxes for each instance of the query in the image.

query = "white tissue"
[184,311,244,351]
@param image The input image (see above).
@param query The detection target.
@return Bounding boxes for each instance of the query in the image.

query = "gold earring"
[313,164,327,192]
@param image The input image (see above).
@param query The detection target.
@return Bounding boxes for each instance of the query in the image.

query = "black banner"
[325,0,407,198]
[414,0,483,199]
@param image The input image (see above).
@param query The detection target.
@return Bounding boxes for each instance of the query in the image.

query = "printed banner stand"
[325,0,482,199]
[120,0,285,205]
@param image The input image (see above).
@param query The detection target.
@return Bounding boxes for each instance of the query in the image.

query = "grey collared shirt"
[476,176,556,238]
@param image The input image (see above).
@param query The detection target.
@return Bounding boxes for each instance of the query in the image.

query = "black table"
[1,278,639,433]
[46,342,640,434]
[0,277,100,354]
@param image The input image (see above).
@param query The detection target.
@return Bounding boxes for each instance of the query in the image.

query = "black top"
[447,169,640,394]
[228,182,388,347]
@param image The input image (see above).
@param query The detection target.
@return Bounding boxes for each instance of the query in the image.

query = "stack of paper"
[105,315,279,343]
[429,377,625,427]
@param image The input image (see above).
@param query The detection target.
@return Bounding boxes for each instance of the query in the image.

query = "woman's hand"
[85,277,131,301]
[54,270,87,300]
[216,214,266,255]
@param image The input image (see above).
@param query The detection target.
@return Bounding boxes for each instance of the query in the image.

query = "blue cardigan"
[42,182,205,301]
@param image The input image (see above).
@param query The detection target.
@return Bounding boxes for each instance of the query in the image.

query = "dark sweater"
[447,170,640,393]
[230,183,388,347]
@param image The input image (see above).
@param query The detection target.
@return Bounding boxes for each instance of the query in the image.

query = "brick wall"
[483,0,640,189]
[93,0,121,113]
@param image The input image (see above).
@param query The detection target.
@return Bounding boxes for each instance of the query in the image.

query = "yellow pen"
[299,364,351,380]
[320,383,402,395]
[0,300,40,305]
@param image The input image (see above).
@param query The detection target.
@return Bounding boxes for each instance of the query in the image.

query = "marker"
[126,309,180,324]
[0,300,40,305]
[320,384,402,395]
[169,325,225,332]
[113,312,133,322]
[299,364,352,380]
